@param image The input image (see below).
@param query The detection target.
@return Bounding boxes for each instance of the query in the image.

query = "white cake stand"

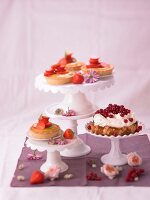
[26,137,78,173]
[88,132,142,166]
[35,74,114,157]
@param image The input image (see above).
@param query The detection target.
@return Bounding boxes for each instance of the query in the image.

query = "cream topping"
[94,113,136,128]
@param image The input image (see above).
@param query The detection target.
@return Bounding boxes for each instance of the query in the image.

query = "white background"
[0,0,150,199]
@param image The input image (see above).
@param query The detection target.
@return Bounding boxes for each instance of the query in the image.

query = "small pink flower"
[45,166,61,181]
[127,152,142,166]
[27,153,42,160]
[101,164,121,179]
[63,108,77,117]
[84,70,100,83]
[48,138,68,145]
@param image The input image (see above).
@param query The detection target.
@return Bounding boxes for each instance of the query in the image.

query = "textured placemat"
[11,134,150,187]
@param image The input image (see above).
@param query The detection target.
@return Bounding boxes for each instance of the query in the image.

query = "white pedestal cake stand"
[88,132,142,166]
[35,74,114,157]
[26,137,78,173]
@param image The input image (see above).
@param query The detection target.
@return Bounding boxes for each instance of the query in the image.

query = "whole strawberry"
[30,170,45,184]
[72,73,84,84]
[63,129,74,139]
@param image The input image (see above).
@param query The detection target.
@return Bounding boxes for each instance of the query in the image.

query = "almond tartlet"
[87,104,142,137]
[29,116,61,139]
[81,58,114,76]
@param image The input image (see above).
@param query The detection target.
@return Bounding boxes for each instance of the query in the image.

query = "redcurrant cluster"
[136,126,142,132]
[95,104,131,118]
[86,172,101,181]
[125,168,144,182]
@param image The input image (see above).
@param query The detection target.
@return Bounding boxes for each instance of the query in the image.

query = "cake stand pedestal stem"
[40,150,68,173]
[67,120,78,134]
[62,91,93,115]
[101,137,127,166]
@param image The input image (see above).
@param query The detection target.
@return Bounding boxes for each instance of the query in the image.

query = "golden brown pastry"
[29,116,61,139]
[44,64,73,85]
[81,58,114,76]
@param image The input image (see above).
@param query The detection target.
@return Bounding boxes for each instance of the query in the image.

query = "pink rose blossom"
[127,152,142,166]
[45,166,61,181]
[101,164,122,179]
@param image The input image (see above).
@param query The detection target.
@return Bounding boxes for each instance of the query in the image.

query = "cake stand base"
[101,137,127,166]
[60,138,91,157]
[40,150,68,173]
[101,153,127,166]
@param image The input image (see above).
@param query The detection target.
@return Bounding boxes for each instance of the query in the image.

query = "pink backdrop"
[1,0,150,199]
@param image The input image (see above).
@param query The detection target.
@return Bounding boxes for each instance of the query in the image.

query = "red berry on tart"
[44,64,74,85]
[58,52,76,67]
[87,104,142,137]
[29,115,61,139]
[81,57,114,76]
[57,52,85,72]
[72,73,84,84]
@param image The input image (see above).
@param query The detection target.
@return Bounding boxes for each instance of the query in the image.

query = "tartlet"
[29,116,61,139]
[81,58,114,76]
[44,64,73,85]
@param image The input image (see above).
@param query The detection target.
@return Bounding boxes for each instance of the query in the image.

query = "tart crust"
[89,122,138,137]
[29,123,61,139]
[81,64,114,76]
[45,73,73,85]
[65,62,85,72]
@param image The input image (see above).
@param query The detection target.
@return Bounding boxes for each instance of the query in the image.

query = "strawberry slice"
[58,71,68,74]
[39,116,49,124]
[51,64,60,70]
[99,62,110,68]
[44,70,54,77]
[45,122,52,128]
[36,121,45,130]
[89,58,100,65]
[30,170,45,184]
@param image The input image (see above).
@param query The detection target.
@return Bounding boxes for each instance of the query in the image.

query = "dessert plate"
[45,104,98,120]
[35,73,114,94]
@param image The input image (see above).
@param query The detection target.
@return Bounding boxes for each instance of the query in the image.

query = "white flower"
[17,175,25,181]
[64,174,73,179]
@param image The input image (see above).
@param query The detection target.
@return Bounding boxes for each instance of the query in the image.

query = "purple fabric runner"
[11,134,150,187]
